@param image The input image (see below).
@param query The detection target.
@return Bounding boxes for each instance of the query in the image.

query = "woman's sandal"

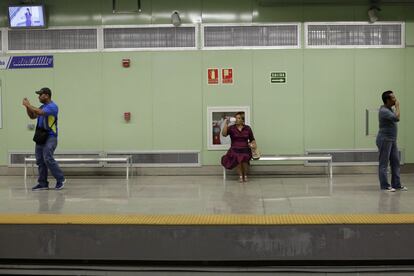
[243,175,248,182]
[239,175,244,183]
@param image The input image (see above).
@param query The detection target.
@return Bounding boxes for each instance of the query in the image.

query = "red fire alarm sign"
[124,112,131,122]
[122,59,130,68]
[222,68,233,84]
[207,68,219,84]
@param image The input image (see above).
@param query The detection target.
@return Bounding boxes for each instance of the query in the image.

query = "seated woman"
[221,112,256,182]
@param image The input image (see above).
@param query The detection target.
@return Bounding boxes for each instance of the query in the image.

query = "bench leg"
[126,161,129,180]
[329,160,332,179]
[24,163,27,182]
[31,163,35,180]
[24,162,28,190]
[329,160,333,194]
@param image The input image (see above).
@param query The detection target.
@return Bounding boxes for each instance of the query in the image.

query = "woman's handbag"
[249,141,261,160]
[251,147,261,160]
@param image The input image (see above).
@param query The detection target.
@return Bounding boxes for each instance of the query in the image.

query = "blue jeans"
[376,135,401,189]
[35,136,64,186]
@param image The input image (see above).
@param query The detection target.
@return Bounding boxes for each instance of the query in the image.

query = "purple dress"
[221,124,255,169]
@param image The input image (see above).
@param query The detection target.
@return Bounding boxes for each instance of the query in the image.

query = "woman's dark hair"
[382,90,393,104]
[234,112,245,122]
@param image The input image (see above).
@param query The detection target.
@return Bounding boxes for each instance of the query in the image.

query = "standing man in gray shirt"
[376,90,407,192]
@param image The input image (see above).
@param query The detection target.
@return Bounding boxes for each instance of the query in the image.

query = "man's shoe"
[383,187,396,192]
[32,183,49,191]
[396,186,408,191]
[55,178,66,190]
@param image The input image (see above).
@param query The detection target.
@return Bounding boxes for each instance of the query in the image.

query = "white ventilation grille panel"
[103,26,196,49]
[203,24,300,49]
[8,29,98,51]
[306,23,404,48]
[106,151,200,167]
[8,152,102,167]
[306,149,404,165]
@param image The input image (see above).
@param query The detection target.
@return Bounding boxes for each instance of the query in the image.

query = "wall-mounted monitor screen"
[8,5,46,28]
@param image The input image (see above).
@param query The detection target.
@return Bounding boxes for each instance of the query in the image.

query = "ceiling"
[256,0,414,6]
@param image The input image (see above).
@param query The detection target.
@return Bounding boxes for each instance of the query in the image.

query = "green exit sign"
[271,72,287,83]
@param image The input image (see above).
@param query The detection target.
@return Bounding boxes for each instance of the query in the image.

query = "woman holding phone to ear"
[221,112,256,182]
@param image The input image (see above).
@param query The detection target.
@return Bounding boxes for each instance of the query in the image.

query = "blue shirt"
[37,101,59,137]
[378,105,398,139]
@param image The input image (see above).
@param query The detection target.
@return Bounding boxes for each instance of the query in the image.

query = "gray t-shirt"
[378,105,399,139]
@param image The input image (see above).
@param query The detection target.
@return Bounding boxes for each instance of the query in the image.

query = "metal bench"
[24,156,132,181]
[223,154,333,180]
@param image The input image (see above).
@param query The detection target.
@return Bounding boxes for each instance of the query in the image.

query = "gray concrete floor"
[0,173,413,214]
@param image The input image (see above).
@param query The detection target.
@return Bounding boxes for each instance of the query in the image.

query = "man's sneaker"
[383,187,396,192]
[396,186,408,191]
[32,183,49,191]
[55,178,66,190]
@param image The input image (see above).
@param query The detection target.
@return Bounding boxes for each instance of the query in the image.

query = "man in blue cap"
[23,87,65,191]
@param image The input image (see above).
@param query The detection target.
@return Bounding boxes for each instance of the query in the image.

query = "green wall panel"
[0,76,6,164]
[375,5,406,21]
[202,0,253,23]
[253,4,303,22]
[46,0,103,26]
[0,0,413,166]
[303,5,356,21]
[54,53,104,151]
[4,68,54,152]
[102,0,152,25]
[151,0,201,24]
[202,51,253,165]
[102,52,153,150]
[405,48,414,163]
[405,6,414,21]
[304,50,355,150]
[406,22,414,46]
[152,51,202,150]
[0,1,7,28]
[354,49,405,149]
[252,50,304,155]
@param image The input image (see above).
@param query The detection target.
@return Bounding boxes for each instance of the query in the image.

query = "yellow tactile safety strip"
[0,214,414,225]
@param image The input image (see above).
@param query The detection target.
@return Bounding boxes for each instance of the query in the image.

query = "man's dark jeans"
[376,135,401,189]
[35,136,64,186]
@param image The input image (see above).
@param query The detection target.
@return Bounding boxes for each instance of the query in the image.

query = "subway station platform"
[0,174,414,274]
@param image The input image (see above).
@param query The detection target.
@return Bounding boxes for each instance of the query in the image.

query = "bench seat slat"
[223,154,332,180]
[25,158,129,162]
[24,157,131,181]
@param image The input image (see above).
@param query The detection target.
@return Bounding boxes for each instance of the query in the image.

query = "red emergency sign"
[207,68,219,84]
[222,68,233,84]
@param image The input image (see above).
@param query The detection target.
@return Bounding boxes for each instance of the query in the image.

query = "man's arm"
[22,98,44,119]
[25,107,37,119]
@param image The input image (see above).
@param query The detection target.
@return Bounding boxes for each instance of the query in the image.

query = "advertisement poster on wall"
[0,56,53,70]
[207,106,250,150]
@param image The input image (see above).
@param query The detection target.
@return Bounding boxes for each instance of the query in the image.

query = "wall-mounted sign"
[271,72,287,83]
[222,68,233,84]
[207,68,219,84]
[0,55,54,70]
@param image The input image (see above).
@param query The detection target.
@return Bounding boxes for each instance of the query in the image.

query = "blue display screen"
[8,6,46,28]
